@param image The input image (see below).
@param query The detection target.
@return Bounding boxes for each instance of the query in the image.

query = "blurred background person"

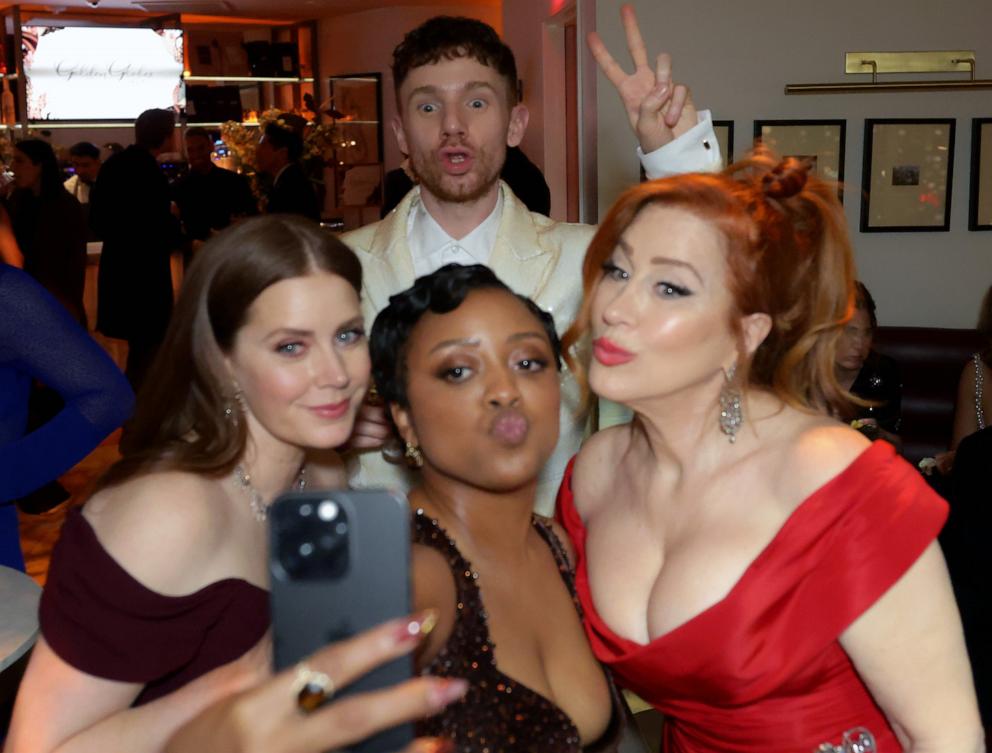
[255,115,319,221]
[1,263,133,571]
[173,128,257,252]
[64,142,102,205]
[834,280,902,448]
[941,423,992,739]
[951,283,992,451]
[90,108,182,391]
[6,139,87,325]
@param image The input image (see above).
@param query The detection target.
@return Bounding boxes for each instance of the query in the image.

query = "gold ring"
[366,383,383,407]
[293,662,335,713]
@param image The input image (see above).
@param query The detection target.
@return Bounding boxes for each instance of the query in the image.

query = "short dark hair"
[184,127,212,144]
[370,264,561,410]
[135,109,176,150]
[262,119,304,162]
[391,16,518,107]
[68,141,100,160]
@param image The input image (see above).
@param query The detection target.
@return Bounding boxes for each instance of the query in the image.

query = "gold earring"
[404,442,424,469]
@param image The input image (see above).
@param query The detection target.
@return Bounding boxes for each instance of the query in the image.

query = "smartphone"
[269,489,412,753]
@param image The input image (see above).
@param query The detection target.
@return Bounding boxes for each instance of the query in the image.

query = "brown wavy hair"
[562,148,856,416]
[97,215,362,491]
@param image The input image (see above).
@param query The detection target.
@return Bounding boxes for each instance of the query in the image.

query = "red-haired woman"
[557,152,983,753]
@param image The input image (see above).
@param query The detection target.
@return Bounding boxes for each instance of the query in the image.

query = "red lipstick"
[593,337,635,367]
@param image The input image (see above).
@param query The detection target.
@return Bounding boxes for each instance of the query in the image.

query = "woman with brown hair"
[5,216,464,752]
[557,153,982,752]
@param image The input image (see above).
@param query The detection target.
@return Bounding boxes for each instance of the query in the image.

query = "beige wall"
[592,0,992,328]
[318,3,501,173]
[500,0,559,171]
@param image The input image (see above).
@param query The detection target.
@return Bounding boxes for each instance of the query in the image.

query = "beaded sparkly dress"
[412,510,622,753]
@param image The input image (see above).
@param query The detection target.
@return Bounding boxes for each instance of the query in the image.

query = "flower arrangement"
[219,108,339,176]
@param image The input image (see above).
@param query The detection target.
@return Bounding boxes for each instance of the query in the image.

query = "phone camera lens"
[299,541,315,558]
[335,521,348,535]
[299,503,314,517]
[318,500,339,521]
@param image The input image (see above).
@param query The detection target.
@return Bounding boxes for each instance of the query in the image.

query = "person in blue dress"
[0,264,134,570]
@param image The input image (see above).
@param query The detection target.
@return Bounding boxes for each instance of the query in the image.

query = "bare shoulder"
[410,542,457,668]
[82,471,229,594]
[571,425,630,508]
[774,417,873,508]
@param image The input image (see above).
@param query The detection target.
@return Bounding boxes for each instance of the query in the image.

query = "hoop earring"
[404,442,424,469]
[719,364,743,443]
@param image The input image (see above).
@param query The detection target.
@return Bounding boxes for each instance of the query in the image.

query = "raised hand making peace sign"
[588,3,699,153]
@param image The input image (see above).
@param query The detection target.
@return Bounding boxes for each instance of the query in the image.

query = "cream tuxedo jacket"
[343,181,594,515]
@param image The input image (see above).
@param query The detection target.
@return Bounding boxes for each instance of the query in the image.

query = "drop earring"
[719,364,743,443]
[404,442,424,469]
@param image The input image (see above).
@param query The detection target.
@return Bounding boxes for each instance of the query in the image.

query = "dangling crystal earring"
[404,442,424,469]
[719,364,743,443]
[225,382,247,424]
[234,384,249,414]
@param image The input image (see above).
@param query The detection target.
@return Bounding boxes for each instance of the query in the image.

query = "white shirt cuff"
[638,110,722,179]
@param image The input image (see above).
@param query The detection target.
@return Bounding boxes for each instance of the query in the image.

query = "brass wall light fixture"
[786,51,992,94]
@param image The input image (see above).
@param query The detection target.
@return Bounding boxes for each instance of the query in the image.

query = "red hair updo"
[563,148,856,415]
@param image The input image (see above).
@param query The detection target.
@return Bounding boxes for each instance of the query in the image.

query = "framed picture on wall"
[714,120,734,165]
[969,118,992,231]
[753,119,845,199]
[861,118,955,232]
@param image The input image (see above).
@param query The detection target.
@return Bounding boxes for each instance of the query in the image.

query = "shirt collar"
[407,187,504,267]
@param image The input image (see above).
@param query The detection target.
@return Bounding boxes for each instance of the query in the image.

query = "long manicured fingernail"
[428,677,469,709]
[395,609,438,644]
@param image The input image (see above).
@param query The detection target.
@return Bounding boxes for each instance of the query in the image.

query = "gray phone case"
[269,489,412,753]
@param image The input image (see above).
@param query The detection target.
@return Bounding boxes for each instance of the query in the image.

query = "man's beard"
[410,143,504,204]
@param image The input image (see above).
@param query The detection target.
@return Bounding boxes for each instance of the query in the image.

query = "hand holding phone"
[269,490,413,753]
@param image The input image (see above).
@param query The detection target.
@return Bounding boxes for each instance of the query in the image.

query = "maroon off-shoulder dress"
[40,509,269,705]
[557,442,948,753]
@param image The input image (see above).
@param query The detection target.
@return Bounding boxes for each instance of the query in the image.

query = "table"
[0,566,40,673]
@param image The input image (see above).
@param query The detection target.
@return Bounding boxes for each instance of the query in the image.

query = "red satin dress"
[556,442,947,753]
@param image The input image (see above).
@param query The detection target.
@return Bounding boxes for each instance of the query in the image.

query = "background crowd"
[0,7,990,753]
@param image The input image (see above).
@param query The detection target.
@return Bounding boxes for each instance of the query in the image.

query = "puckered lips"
[488,407,530,447]
[593,337,635,367]
[438,144,475,176]
[306,398,351,420]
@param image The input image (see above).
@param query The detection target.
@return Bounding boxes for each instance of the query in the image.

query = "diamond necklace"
[233,463,307,522]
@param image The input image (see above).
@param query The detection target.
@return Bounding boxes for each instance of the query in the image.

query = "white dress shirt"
[408,189,504,277]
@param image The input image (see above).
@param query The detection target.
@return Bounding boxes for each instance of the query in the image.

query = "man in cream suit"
[344,11,720,513]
